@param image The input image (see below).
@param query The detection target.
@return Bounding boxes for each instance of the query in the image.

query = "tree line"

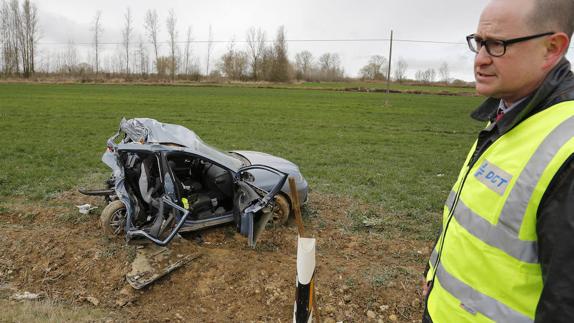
[1,1,459,84]
[0,0,39,78]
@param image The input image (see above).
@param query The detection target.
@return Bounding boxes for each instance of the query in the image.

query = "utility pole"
[386,30,393,94]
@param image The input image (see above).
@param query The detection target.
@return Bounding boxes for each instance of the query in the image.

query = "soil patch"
[0,191,431,322]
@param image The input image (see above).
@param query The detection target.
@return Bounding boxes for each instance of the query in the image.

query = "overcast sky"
[34,0,574,81]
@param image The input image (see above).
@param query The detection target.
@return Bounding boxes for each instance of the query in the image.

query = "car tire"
[100,200,126,236]
[271,193,291,225]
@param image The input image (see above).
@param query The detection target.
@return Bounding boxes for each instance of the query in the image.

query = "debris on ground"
[126,241,201,290]
[10,291,43,301]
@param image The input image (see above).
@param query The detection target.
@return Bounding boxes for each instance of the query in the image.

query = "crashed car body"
[86,118,308,247]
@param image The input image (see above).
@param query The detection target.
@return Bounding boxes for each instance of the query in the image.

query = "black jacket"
[423,58,574,322]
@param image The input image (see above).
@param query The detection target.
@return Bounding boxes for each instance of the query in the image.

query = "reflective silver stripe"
[445,190,456,209]
[454,197,538,263]
[499,116,574,233]
[430,248,438,265]
[444,189,538,263]
[436,262,533,323]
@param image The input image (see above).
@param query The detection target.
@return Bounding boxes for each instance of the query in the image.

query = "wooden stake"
[288,177,306,237]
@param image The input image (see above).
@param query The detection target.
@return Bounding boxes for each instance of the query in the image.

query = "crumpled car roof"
[119,118,243,171]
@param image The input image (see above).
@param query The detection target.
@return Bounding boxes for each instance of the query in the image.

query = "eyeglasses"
[466,32,554,57]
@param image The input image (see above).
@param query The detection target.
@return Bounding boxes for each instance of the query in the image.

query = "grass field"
[0,83,484,236]
[0,82,487,321]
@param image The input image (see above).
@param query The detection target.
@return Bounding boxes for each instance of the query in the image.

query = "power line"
[36,37,574,49]
[37,37,467,46]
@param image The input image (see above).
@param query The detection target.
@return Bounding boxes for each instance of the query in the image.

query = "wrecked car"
[81,118,308,247]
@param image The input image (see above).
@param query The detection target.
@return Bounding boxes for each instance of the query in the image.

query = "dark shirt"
[423,58,574,322]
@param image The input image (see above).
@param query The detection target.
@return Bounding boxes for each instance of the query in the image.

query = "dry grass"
[0,299,114,322]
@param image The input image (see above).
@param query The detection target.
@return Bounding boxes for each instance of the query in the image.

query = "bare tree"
[183,26,192,75]
[246,27,265,81]
[439,61,450,84]
[15,0,38,77]
[427,68,436,83]
[137,37,148,76]
[3,0,21,75]
[218,40,248,80]
[359,55,387,80]
[91,11,103,77]
[122,7,133,76]
[206,24,213,76]
[144,9,160,74]
[295,50,313,81]
[0,0,19,75]
[166,9,177,81]
[270,25,289,82]
[0,2,3,73]
[415,70,424,82]
[318,52,344,81]
[393,58,408,83]
[53,40,78,74]
[259,46,274,81]
[415,68,436,84]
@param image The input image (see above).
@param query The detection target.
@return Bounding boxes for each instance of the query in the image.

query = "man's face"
[474,0,549,104]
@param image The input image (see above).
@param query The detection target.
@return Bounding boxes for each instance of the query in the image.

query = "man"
[422,0,574,322]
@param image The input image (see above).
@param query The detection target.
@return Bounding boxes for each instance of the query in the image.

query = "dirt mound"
[0,191,430,322]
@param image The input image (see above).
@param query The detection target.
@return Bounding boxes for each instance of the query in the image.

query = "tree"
[183,26,193,75]
[393,58,408,83]
[318,52,344,81]
[415,70,424,82]
[270,26,289,82]
[439,61,450,84]
[0,2,3,73]
[246,27,265,81]
[54,40,78,74]
[359,55,387,80]
[415,68,436,84]
[218,41,248,80]
[206,24,213,76]
[15,0,38,77]
[156,56,175,77]
[144,9,160,74]
[259,46,274,81]
[5,0,22,75]
[0,0,37,77]
[137,37,148,76]
[91,11,103,77]
[1,0,20,75]
[122,7,133,76]
[426,68,436,83]
[295,50,313,80]
[166,9,177,81]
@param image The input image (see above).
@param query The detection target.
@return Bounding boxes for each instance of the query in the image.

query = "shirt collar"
[498,97,528,114]
[470,94,533,136]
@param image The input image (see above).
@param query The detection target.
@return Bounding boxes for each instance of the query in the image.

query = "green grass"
[0,83,484,218]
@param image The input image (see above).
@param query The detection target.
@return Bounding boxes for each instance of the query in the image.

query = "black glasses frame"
[466,32,555,57]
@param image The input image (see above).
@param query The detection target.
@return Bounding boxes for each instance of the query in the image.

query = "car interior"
[120,150,237,226]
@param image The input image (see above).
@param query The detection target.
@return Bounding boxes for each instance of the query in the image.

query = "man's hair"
[530,0,574,37]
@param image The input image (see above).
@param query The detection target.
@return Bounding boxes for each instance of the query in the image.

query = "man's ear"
[543,32,570,69]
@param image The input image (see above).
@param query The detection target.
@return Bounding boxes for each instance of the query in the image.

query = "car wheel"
[100,200,126,236]
[271,194,291,225]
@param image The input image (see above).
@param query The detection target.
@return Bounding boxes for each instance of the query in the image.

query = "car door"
[234,165,288,247]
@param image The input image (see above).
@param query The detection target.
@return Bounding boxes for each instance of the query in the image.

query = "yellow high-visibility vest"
[426,101,574,322]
